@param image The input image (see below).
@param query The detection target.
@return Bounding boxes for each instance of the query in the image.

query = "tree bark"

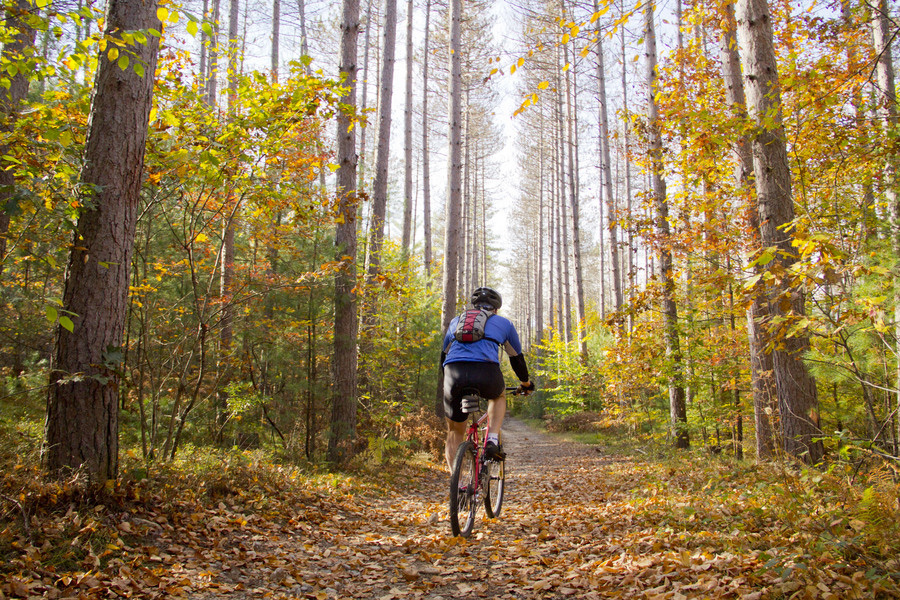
[401,0,414,256]
[421,0,433,278]
[595,0,623,320]
[271,0,280,79]
[206,0,220,106]
[437,0,463,412]
[563,35,587,357]
[44,0,161,480]
[736,0,823,463]
[620,2,635,333]
[329,0,361,464]
[646,0,688,449]
[719,0,776,460]
[367,0,397,278]
[357,0,373,189]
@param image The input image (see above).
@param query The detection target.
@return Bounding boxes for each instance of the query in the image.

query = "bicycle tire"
[483,457,505,518]
[449,440,478,538]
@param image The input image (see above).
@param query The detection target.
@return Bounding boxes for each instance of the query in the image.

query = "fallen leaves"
[1,424,899,599]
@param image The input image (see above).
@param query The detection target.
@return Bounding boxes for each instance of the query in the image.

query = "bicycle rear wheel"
[483,457,505,518]
[449,440,477,538]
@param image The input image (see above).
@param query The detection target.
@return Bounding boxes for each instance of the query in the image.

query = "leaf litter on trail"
[2,422,898,599]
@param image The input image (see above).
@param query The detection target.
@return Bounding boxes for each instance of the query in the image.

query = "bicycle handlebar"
[506,386,533,396]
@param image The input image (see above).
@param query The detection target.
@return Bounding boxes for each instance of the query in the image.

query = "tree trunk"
[563,35,586,357]
[536,108,545,345]
[401,0,414,256]
[357,0,373,189]
[595,0,623,321]
[44,0,161,480]
[646,0,688,449]
[271,0,280,79]
[871,0,900,456]
[421,0,433,277]
[436,0,463,413]
[620,3,635,333]
[216,0,241,444]
[367,0,397,278]
[206,0,220,106]
[736,0,823,463]
[298,0,309,61]
[329,0,361,465]
[719,0,776,460]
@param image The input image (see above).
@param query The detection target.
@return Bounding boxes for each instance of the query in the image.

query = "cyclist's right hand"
[516,381,536,396]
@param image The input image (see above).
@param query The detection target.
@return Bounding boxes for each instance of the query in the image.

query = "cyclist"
[440,286,535,471]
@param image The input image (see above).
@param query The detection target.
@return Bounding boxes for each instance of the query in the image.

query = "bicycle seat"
[460,388,483,414]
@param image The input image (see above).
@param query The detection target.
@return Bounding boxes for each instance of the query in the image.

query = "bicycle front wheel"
[483,457,505,518]
[449,440,478,538]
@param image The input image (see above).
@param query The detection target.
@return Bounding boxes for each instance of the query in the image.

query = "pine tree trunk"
[646,0,688,449]
[401,0,414,255]
[535,110,545,344]
[357,0,373,189]
[367,0,397,279]
[421,0,433,277]
[437,0,463,411]
[736,0,823,463]
[563,37,587,357]
[206,0,220,105]
[329,0,361,464]
[595,0,623,320]
[271,0,280,78]
[620,4,635,333]
[44,0,161,480]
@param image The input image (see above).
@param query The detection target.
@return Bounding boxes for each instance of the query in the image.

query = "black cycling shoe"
[484,441,506,462]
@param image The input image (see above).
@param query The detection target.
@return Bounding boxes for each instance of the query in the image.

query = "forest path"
[187,419,772,600]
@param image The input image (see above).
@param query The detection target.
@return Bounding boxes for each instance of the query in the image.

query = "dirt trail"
[186,419,768,599]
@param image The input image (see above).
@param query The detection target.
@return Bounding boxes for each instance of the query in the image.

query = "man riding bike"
[440,286,535,471]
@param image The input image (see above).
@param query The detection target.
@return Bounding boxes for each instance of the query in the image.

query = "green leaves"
[45,302,76,333]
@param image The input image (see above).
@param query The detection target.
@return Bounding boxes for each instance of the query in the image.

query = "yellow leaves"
[537,81,549,90]
[590,5,609,23]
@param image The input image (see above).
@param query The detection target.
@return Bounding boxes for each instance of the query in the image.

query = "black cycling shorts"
[443,361,505,423]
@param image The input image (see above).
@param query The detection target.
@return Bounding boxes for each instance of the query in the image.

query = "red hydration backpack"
[445,308,499,351]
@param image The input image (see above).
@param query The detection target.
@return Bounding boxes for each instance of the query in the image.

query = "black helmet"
[471,287,502,310]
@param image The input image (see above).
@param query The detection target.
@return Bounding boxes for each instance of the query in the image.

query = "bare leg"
[487,392,507,440]
[445,418,466,471]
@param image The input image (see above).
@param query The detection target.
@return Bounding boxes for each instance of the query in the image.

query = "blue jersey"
[442,312,524,365]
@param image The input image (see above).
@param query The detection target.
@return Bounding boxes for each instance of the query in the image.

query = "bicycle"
[449,386,520,538]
